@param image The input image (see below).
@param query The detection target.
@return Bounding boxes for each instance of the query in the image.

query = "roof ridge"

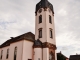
[0,32,35,48]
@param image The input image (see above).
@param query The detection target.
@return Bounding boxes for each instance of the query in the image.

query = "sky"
[0,0,80,58]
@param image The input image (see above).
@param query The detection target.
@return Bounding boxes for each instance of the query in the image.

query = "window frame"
[0,50,3,59]
[49,15,52,24]
[49,28,53,38]
[39,15,42,23]
[6,49,9,59]
[38,28,42,38]
[14,47,17,60]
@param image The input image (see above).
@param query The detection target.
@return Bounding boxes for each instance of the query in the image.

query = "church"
[0,0,57,60]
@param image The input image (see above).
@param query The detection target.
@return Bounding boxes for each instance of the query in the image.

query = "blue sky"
[0,0,80,57]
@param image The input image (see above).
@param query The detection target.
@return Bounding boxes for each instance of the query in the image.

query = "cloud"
[0,0,35,45]
[52,0,80,57]
[57,8,67,16]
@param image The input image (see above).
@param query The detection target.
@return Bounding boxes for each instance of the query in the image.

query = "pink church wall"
[35,8,56,45]
[55,50,57,60]
[0,40,23,60]
[0,46,9,60]
[35,8,47,42]
[43,48,49,60]
[34,48,42,60]
[9,41,23,60]
[46,8,56,45]
[22,40,33,60]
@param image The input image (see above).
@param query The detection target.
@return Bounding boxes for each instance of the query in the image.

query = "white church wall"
[0,46,9,60]
[9,41,23,60]
[22,40,33,60]
[34,48,42,60]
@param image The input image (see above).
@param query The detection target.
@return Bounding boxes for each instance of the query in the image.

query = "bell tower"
[34,0,57,60]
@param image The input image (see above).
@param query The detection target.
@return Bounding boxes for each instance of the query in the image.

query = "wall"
[34,48,42,60]
[0,41,23,60]
[0,46,9,60]
[43,48,49,60]
[35,8,56,45]
[22,40,33,60]
[35,8,46,42]
[46,8,56,45]
[55,50,57,60]
[9,41,23,60]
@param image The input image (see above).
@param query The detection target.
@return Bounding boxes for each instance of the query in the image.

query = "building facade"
[0,0,57,60]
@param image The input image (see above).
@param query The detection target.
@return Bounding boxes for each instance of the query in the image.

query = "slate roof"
[34,39,42,46]
[69,55,80,60]
[0,32,35,48]
[57,52,68,60]
[35,0,54,14]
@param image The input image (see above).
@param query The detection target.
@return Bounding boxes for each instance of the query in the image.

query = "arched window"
[0,50,3,59]
[49,51,54,60]
[6,49,9,59]
[39,28,42,38]
[50,29,53,38]
[14,47,17,60]
[39,15,42,23]
[49,15,52,24]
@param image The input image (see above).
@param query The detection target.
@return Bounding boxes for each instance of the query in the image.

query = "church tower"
[33,0,57,60]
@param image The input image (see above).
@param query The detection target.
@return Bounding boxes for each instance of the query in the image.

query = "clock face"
[39,9,42,13]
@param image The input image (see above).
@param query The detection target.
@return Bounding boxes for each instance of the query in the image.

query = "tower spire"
[34,0,56,60]
[35,0,54,15]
